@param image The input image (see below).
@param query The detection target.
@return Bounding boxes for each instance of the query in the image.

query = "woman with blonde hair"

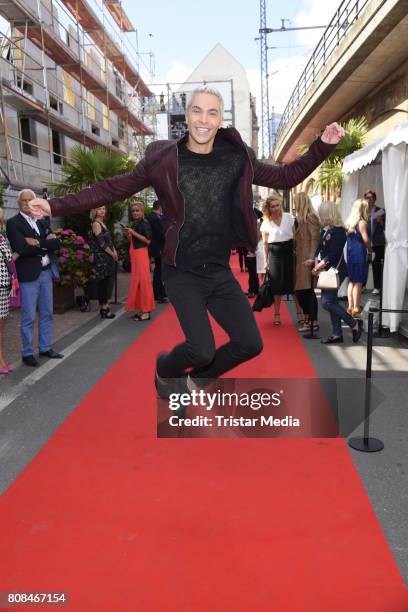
[305,201,362,344]
[293,192,321,332]
[123,201,155,321]
[261,192,295,325]
[89,205,117,318]
[345,198,371,316]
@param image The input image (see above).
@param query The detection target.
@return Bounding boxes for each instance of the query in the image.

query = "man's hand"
[25,237,39,247]
[28,197,51,218]
[321,122,345,145]
[46,233,57,240]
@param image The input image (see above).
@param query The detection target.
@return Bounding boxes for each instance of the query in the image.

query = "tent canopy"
[343,121,408,175]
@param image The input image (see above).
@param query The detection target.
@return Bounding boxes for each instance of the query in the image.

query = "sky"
[0,0,343,119]
[123,0,344,116]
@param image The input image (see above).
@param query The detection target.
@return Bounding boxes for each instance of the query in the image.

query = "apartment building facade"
[0,0,152,212]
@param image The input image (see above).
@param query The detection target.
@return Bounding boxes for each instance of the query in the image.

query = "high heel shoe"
[100,308,116,319]
[352,306,363,317]
[133,312,151,321]
[0,366,10,375]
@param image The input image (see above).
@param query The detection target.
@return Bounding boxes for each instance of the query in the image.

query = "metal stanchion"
[348,309,384,453]
[374,258,390,337]
[303,272,319,339]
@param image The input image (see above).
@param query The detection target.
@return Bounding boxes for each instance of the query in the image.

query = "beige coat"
[294,219,321,291]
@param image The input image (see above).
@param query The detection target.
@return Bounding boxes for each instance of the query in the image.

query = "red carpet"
[1,263,407,611]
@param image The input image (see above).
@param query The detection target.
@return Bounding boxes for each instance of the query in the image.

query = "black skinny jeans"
[159,265,263,379]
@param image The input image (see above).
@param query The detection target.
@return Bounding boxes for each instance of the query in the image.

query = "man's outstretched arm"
[252,123,345,189]
[28,155,151,218]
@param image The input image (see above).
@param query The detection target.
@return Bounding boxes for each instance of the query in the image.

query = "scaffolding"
[0,0,153,197]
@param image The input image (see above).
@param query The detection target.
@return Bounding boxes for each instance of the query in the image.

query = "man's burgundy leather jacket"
[49,127,335,267]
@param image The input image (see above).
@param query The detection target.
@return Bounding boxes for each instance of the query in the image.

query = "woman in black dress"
[89,206,118,318]
[261,193,295,325]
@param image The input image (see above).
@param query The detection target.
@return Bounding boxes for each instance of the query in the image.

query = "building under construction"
[0,0,152,210]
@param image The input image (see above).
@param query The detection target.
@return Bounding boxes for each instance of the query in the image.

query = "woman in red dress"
[124,202,155,321]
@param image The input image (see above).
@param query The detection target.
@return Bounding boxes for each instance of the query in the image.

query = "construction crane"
[258,3,328,158]
[259,0,270,159]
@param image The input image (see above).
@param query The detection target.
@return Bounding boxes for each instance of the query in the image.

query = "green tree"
[299,116,369,200]
[49,146,136,237]
[0,183,5,208]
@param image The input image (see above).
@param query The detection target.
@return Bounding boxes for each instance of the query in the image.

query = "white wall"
[184,44,252,146]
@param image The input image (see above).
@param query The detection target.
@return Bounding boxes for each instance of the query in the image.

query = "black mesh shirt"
[173,137,246,272]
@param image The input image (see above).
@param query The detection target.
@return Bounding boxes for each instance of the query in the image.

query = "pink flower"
[75,250,84,260]
[58,256,67,265]
[61,247,69,257]
[74,236,85,245]
[61,229,73,236]
[88,255,94,263]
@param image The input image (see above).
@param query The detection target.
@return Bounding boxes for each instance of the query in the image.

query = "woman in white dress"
[261,193,295,325]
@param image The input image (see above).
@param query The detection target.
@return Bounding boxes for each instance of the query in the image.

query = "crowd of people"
[0,184,386,375]
[239,189,385,345]
[0,190,168,372]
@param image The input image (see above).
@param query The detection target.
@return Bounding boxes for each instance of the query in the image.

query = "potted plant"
[53,228,94,313]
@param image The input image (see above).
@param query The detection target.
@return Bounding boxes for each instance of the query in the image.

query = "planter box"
[53,284,75,314]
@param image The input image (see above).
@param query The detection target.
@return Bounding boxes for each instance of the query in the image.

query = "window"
[16,77,33,95]
[118,119,124,140]
[111,139,119,148]
[52,129,63,165]
[102,104,109,131]
[87,91,96,121]
[62,70,76,107]
[49,95,63,114]
[115,72,123,100]
[19,117,37,156]
[91,124,100,136]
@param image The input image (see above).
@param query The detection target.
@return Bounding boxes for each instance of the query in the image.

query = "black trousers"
[237,247,248,271]
[245,255,259,295]
[159,265,263,379]
[372,245,385,290]
[295,288,318,321]
[152,255,166,300]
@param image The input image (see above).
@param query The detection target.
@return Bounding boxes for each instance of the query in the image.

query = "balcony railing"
[273,0,370,154]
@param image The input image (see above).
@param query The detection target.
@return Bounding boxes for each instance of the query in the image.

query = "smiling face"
[268,199,282,218]
[131,204,144,221]
[18,190,36,215]
[96,206,106,220]
[185,92,223,154]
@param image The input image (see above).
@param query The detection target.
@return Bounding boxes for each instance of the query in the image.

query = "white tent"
[342,122,408,332]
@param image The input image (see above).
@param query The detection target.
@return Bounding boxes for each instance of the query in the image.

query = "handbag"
[316,251,344,290]
[253,270,274,312]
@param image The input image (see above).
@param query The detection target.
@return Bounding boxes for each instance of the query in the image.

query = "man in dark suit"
[146,200,167,303]
[6,189,63,366]
[364,190,386,295]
